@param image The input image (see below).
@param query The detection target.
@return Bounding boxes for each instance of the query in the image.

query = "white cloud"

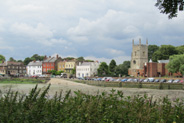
[0,38,14,50]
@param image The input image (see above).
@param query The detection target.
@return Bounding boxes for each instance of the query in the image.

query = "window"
[135,51,137,56]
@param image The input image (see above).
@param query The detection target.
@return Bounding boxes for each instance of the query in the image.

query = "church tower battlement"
[129,39,148,77]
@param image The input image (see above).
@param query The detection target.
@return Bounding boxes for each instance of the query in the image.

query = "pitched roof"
[43,57,57,63]
[27,61,42,66]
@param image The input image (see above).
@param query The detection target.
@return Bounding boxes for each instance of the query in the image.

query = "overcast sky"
[0,0,184,64]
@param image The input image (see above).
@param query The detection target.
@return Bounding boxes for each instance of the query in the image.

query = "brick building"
[42,55,62,74]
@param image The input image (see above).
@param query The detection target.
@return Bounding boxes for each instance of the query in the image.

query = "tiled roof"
[43,57,57,62]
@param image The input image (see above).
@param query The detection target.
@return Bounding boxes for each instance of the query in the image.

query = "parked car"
[139,79,144,82]
[133,79,139,82]
[105,77,114,81]
[148,78,155,82]
[78,77,84,80]
[121,78,128,82]
[97,78,102,81]
[127,78,133,82]
[173,79,180,83]
[115,79,121,82]
[167,79,174,83]
[143,79,149,82]
[154,79,160,82]
[101,77,107,81]
[179,79,184,83]
[160,79,167,83]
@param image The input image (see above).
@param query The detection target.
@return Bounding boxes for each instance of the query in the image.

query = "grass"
[0,78,46,84]
[0,84,184,123]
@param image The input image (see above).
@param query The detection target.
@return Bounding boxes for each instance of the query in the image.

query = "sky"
[0,0,184,64]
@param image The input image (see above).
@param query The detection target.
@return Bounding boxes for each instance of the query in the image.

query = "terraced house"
[27,61,42,76]
[42,55,62,74]
[65,60,76,74]
[0,61,26,76]
[57,60,65,72]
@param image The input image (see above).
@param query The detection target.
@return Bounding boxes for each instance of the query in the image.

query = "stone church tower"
[128,39,148,77]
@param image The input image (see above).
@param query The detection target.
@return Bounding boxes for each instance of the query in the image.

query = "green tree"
[109,59,117,76]
[77,57,85,62]
[176,45,184,54]
[148,45,159,61]
[24,57,32,65]
[152,45,178,62]
[97,62,109,76]
[48,70,57,75]
[155,0,184,19]
[9,57,16,62]
[179,64,184,76]
[17,60,23,62]
[31,54,45,61]
[166,54,184,74]
[0,55,5,63]
[115,61,130,77]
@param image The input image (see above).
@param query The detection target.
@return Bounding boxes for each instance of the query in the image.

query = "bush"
[0,85,184,122]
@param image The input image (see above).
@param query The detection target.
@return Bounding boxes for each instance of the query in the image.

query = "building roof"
[27,61,42,66]
[158,60,169,63]
[43,57,57,63]
[0,61,24,66]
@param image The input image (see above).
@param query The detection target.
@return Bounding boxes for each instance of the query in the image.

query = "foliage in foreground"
[0,84,184,123]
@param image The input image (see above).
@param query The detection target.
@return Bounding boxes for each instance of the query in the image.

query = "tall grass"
[0,84,183,122]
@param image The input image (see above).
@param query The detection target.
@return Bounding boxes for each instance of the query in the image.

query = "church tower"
[128,39,148,77]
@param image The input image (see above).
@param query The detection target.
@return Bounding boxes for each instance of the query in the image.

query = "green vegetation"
[97,62,109,76]
[0,78,46,84]
[0,84,184,122]
[166,54,184,76]
[0,54,5,63]
[24,54,45,65]
[48,70,64,75]
[108,59,117,76]
[155,0,184,19]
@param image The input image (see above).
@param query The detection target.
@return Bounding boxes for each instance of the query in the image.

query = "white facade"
[27,61,42,76]
[76,61,100,78]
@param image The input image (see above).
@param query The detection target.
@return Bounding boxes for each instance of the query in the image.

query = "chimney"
[49,56,51,58]
[56,54,58,59]
[44,55,47,60]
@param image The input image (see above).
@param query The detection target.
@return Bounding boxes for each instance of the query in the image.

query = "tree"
[0,55,5,63]
[31,54,45,61]
[97,62,109,76]
[155,0,184,19]
[179,64,184,76]
[77,57,85,62]
[109,59,117,76]
[9,57,16,62]
[176,45,184,54]
[17,60,23,62]
[24,57,32,65]
[148,45,159,61]
[115,61,130,77]
[152,45,178,62]
[166,54,184,74]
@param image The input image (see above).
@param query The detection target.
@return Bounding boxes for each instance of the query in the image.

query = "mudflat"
[0,78,184,100]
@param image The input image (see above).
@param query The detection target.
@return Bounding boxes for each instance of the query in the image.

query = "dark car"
[139,79,144,82]
[160,79,167,83]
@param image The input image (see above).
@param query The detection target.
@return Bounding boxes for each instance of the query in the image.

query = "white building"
[27,61,42,76]
[76,61,100,78]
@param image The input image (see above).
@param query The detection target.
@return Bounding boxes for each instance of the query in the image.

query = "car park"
[101,77,107,81]
[115,79,121,82]
[143,79,149,82]
[121,78,128,82]
[173,79,180,83]
[179,79,184,83]
[167,79,174,83]
[139,79,144,82]
[160,79,167,83]
[133,79,139,82]
[127,78,133,82]
[97,78,102,81]
[148,78,155,82]
[154,79,160,82]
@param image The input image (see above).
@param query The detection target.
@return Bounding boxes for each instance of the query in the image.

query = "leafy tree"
[65,57,75,61]
[109,59,117,76]
[115,61,130,77]
[152,45,178,62]
[0,55,5,63]
[166,54,184,74]
[24,57,32,65]
[56,71,64,75]
[17,60,23,62]
[31,54,45,61]
[9,57,16,62]
[155,0,184,19]
[48,70,57,75]
[148,45,159,61]
[77,57,85,62]
[72,67,76,74]
[176,45,184,54]
[97,62,109,76]
[179,64,184,76]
